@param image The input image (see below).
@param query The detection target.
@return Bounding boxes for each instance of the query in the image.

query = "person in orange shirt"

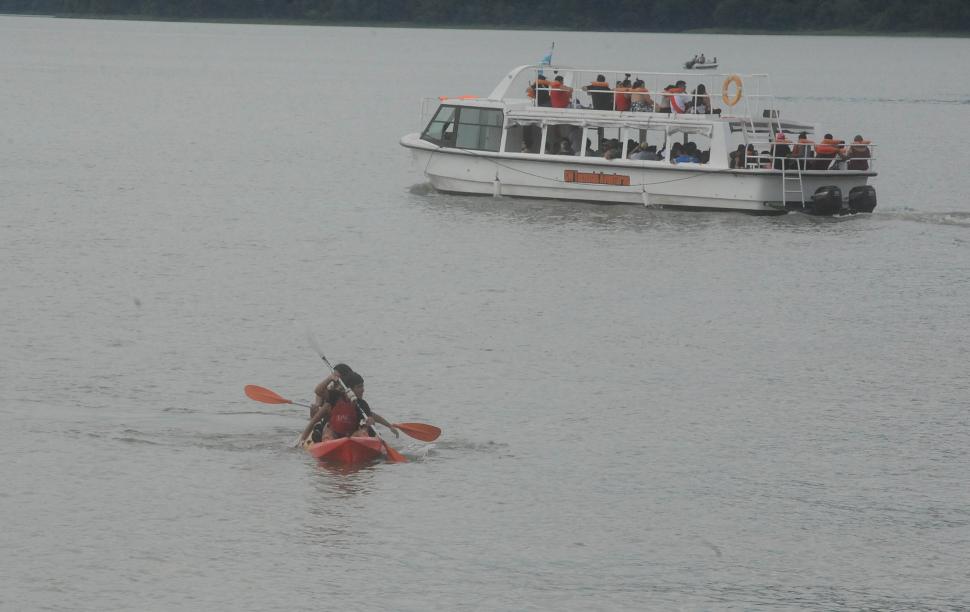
[613,74,632,111]
[549,75,573,109]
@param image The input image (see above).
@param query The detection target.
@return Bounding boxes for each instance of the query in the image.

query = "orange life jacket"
[614,86,631,111]
[527,78,552,99]
[792,137,814,156]
[815,138,842,156]
[549,81,572,108]
[329,397,360,435]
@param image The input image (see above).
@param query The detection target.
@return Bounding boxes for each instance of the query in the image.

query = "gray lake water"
[1,15,969,611]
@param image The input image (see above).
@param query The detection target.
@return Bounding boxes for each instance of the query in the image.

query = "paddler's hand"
[389,426,400,438]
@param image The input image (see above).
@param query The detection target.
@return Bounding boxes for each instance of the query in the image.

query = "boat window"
[545,125,583,156]
[455,107,503,152]
[421,105,457,146]
[667,128,712,164]
[505,123,541,154]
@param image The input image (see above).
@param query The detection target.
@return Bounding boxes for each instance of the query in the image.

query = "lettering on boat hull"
[564,169,631,187]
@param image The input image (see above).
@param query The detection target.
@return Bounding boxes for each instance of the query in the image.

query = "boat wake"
[891,211,970,228]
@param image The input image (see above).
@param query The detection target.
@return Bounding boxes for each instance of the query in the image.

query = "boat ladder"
[780,163,805,209]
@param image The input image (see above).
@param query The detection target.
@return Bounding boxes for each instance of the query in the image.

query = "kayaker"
[307,362,354,418]
[299,370,399,446]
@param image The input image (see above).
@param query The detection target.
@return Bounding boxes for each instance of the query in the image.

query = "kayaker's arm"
[369,411,400,438]
[298,403,331,444]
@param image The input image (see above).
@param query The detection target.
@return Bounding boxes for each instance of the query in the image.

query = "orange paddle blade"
[393,422,441,442]
[244,385,293,405]
[381,439,407,463]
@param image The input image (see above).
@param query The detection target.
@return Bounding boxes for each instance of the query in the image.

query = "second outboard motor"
[848,185,877,213]
[807,185,843,216]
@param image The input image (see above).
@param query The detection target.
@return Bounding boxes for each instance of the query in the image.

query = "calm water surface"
[1,16,969,611]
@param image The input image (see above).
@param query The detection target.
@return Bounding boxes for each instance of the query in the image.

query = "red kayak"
[306,436,385,464]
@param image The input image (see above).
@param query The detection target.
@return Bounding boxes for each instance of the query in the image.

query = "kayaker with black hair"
[299,369,399,446]
[307,362,354,418]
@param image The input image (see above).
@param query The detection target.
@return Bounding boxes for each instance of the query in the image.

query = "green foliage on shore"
[3,0,969,33]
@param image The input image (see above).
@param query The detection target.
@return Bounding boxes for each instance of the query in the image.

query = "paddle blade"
[244,385,293,405]
[393,422,441,442]
[382,440,407,463]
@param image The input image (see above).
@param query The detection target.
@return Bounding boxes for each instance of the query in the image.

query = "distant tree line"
[2,0,969,33]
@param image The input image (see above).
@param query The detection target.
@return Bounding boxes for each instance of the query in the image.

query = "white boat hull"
[402,134,872,214]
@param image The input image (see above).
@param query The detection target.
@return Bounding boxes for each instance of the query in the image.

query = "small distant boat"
[306,436,385,464]
[685,58,718,70]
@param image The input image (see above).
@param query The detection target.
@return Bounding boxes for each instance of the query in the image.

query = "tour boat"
[306,436,385,464]
[399,65,877,215]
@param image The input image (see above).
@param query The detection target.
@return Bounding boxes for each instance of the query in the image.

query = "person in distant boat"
[842,135,871,170]
[549,74,573,109]
[583,74,613,111]
[299,370,399,446]
[699,53,706,64]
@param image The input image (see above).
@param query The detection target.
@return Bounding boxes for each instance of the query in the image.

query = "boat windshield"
[422,105,503,151]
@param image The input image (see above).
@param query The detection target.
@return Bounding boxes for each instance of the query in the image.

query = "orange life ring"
[721,74,743,107]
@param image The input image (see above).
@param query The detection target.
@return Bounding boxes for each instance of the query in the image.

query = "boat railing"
[523,66,777,123]
[741,140,876,172]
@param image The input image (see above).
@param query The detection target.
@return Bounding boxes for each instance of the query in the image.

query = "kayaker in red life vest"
[298,369,399,446]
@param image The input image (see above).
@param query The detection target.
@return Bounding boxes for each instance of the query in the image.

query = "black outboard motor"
[848,185,877,213]
[807,185,842,216]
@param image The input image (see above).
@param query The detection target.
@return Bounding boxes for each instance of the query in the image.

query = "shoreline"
[2,12,968,38]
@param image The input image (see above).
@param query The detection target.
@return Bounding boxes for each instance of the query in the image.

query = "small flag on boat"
[540,42,555,66]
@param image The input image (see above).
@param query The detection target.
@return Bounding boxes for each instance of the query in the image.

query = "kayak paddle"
[245,386,440,442]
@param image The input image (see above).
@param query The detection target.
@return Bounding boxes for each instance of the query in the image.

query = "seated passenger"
[549,75,573,109]
[729,144,746,168]
[614,75,632,111]
[790,131,814,170]
[630,79,653,112]
[745,144,758,167]
[583,74,613,111]
[629,142,650,160]
[813,133,843,169]
[772,132,792,170]
[673,142,700,164]
[557,138,575,155]
[669,80,689,114]
[668,142,684,162]
[527,73,552,107]
[843,135,871,170]
[686,84,711,114]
